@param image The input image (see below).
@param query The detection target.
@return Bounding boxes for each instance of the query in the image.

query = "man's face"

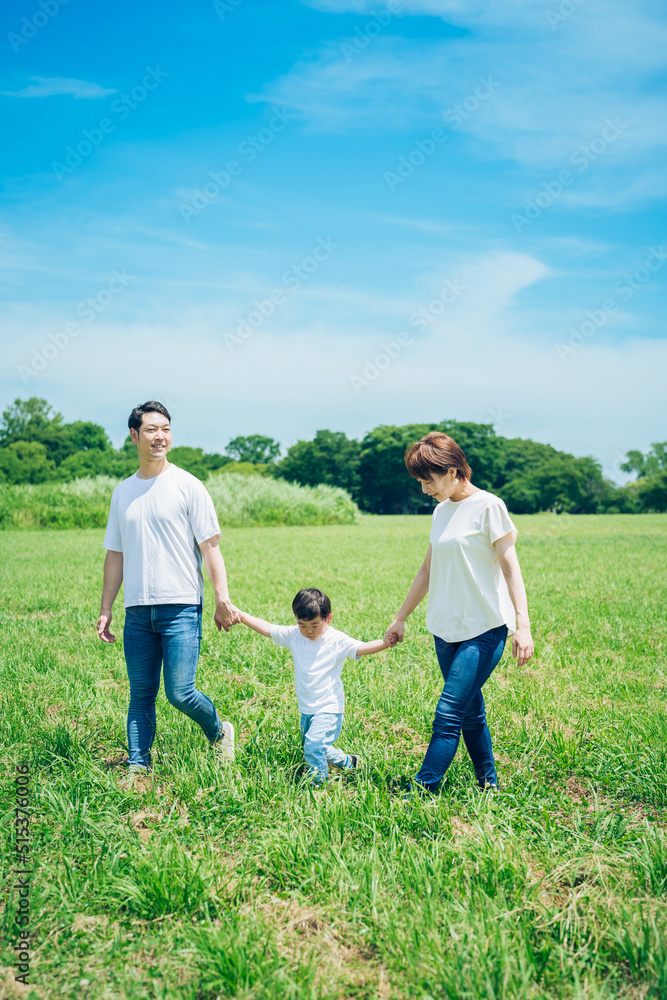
[296,613,332,640]
[130,412,172,462]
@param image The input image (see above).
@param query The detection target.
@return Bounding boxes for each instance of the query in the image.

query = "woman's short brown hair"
[405,432,472,482]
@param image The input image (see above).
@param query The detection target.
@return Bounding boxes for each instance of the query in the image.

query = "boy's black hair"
[128,400,172,432]
[292,588,331,621]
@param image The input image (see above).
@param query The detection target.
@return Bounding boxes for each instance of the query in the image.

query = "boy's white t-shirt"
[103,464,221,607]
[427,490,518,643]
[269,625,361,715]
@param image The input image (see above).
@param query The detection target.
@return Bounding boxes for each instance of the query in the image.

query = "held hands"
[214,601,243,632]
[384,618,405,646]
[97,612,116,644]
[512,626,534,667]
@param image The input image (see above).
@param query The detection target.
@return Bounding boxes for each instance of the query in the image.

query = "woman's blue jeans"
[414,624,507,792]
[123,603,222,769]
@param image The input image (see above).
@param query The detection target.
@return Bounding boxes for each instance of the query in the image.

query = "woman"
[385,432,534,793]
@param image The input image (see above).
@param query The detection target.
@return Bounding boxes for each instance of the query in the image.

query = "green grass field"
[1,514,666,999]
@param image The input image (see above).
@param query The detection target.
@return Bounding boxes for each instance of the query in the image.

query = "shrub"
[0,472,360,529]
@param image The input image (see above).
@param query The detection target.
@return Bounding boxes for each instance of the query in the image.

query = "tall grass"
[0,514,665,998]
[0,470,359,529]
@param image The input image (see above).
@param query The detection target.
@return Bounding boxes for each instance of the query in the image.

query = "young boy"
[238,588,395,785]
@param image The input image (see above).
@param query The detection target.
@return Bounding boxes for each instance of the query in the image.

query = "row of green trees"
[1,398,665,514]
[272,424,667,514]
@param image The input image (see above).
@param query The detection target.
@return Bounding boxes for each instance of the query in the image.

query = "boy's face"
[296,613,332,640]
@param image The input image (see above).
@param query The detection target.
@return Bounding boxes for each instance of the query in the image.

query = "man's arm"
[199,535,240,632]
[238,610,275,638]
[97,550,123,643]
[356,636,396,658]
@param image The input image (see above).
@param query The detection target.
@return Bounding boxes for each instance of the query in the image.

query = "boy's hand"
[215,601,242,632]
[385,633,398,648]
[384,619,404,645]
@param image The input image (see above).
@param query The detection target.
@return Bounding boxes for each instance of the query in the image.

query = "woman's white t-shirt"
[426,490,518,643]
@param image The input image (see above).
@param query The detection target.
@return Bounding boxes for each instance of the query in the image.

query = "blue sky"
[1,0,666,479]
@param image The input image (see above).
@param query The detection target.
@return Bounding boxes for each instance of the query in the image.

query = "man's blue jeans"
[414,624,507,792]
[123,603,222,769]
[300,713,348,783]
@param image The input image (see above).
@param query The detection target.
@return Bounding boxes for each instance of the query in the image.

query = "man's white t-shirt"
[427,490,518,643]
[269,625,361,715]
[103,464,221,608]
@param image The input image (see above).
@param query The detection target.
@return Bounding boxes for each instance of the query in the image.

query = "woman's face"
[418,469,457,502]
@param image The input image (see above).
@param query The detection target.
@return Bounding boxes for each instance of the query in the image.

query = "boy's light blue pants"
[300,712,348,782]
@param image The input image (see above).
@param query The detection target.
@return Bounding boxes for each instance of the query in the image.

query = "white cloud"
[260,1,667,210]
[0,242,661,479]
[0,77,117,99]
[302,0,545,24]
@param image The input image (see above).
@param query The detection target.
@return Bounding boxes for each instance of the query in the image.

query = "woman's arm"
[238,610,275,638]
[494,533,534,666]
[383,544,432,644]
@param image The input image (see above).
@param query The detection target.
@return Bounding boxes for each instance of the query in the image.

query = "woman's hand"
[384,618,405,645]
[512,626,534,666]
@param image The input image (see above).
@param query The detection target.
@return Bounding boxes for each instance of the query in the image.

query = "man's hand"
[512,626,534,667]
[384,618,405,646]
[214,601,242,633]
[97,612,116,643]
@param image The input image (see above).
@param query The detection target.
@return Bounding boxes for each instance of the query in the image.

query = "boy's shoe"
[330,754,362,772]
[212,721,235,764]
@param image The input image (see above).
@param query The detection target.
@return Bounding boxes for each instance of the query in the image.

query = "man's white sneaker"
[212,721,235,764]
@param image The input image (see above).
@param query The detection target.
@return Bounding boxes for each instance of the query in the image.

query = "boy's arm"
[238,610,275,638]
[355,637,396,658]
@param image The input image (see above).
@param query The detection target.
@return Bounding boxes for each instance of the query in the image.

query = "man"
[97,400,238,772]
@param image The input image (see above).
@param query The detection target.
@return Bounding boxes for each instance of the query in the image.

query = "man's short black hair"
[292,588,331,621]
[128,401,172,432]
